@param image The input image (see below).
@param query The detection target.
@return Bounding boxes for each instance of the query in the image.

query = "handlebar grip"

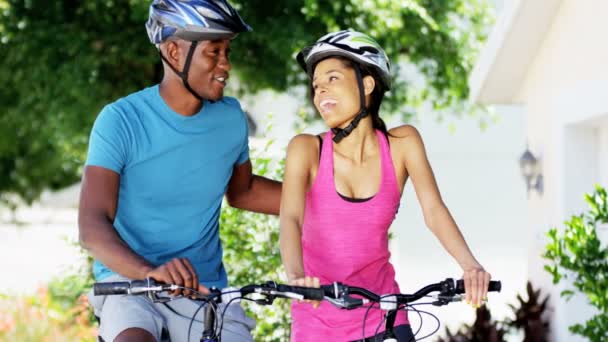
[489,280,501,292]
[276,284,325,300]
[455,280,501,294]
[93,282,131,295]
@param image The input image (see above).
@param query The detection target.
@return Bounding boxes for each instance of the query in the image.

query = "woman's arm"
[279,134,317,282]
[391,125,491,307]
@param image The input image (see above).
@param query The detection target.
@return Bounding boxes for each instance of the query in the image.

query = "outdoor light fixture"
[519,145,543,196]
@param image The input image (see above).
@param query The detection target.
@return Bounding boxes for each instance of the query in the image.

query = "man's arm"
[78,166,206,294]
[78,166,153,279]
[225,160,281,215]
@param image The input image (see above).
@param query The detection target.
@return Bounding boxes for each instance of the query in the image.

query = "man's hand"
[145,258,210,297]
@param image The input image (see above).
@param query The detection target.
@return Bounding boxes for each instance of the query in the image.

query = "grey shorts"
[88,275,255,342]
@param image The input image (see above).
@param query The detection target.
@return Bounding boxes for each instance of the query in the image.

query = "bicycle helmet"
[296,30,391,142]
[146,0,252,45]
[146,0,252,101]
[297,30,391,91]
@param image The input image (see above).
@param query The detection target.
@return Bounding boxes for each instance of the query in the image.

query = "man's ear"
[162,40,182,65]
[363,75,376,96]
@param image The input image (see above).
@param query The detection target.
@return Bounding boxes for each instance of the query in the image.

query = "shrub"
[503,281,550,342]
[543,185,608,341]
[221,140,289,341]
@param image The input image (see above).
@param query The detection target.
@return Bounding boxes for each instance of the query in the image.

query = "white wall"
[512,1,608,340]
[390,106,527,339]
[597,122,608,187]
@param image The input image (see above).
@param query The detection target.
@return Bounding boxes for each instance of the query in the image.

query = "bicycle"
[93,277,501,342]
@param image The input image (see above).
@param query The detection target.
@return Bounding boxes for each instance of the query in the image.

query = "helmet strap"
[159,41,204,101]
[331,64,368,143]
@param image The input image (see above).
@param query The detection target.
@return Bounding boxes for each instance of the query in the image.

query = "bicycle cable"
[373,307,388,338]
[360,302,380,340]
[217,295,252,342]
[403,305,441,341]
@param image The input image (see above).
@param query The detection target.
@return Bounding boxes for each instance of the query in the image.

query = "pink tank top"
[290,130,408,341]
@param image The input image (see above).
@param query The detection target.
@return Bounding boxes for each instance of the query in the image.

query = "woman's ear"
[363,75,376,96]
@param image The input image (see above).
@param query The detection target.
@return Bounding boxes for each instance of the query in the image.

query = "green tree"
[544,185,608,341]
[0,0,492,205]
[220,140,289,341]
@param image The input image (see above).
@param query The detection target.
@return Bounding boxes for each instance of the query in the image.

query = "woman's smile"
[319,98,338,114]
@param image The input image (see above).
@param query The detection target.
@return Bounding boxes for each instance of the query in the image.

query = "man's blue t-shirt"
[85,85,249,289]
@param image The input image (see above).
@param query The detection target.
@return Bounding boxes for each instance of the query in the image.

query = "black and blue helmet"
[146,0,252,45]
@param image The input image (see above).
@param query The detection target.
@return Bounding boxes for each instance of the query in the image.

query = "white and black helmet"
[297,30,391,91]
[146,0,252,45]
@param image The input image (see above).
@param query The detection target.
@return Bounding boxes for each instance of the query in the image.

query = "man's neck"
[159,79,203,116]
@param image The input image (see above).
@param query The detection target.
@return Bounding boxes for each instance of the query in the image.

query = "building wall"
[513,0,608,340]
[389,107,527,339]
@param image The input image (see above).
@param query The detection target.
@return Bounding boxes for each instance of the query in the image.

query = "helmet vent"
[157,0,169,10]
[195,6,222,20]
[360,46,379,53]
[216,1,231,14]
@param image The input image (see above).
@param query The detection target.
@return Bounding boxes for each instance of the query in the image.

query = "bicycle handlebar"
[458,279,501,292]
[93,279,178,296]
[93,278,501,307]
[93,278,501,342]
[303,278,502,310]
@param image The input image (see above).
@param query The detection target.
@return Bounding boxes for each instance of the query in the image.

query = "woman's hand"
[462,266,491,308]
[290,275,321,308]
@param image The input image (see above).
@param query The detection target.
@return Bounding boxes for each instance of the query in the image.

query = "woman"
[279,30,492,342]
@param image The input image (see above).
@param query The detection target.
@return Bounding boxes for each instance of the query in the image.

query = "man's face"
[178,39,232,101]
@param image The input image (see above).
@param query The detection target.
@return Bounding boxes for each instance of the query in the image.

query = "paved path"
[0,206,85,294]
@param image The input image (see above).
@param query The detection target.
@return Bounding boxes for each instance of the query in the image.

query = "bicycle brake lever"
[431,294,463,306]
[247,290,276,306]
[325,295,368,310]
[147,291,173,303]
[254,295,276,306]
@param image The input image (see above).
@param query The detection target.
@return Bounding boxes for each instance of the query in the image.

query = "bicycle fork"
[200,300,218,342]
[381,310,398,342]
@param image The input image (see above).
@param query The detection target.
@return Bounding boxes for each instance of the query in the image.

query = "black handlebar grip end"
[93,282,130,296]
[489,280,501,292]
[455,280,502,293]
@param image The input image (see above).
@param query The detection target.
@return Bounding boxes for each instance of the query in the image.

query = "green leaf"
[543,186,608,340]
[560,289,574,300]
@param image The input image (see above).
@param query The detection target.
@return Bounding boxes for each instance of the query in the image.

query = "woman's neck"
[332,118,378,164]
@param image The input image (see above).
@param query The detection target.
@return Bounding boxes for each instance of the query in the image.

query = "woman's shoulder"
[288,133,321,148]
[286,133,323,160]
[388,124,419,137]
[388,124,423,147]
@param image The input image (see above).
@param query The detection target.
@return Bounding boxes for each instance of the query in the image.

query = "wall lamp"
[519,145,543,196]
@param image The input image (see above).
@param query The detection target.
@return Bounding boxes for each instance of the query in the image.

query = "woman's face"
[312,58,362,129]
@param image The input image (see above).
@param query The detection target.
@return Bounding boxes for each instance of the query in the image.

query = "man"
[78,1,281,341]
